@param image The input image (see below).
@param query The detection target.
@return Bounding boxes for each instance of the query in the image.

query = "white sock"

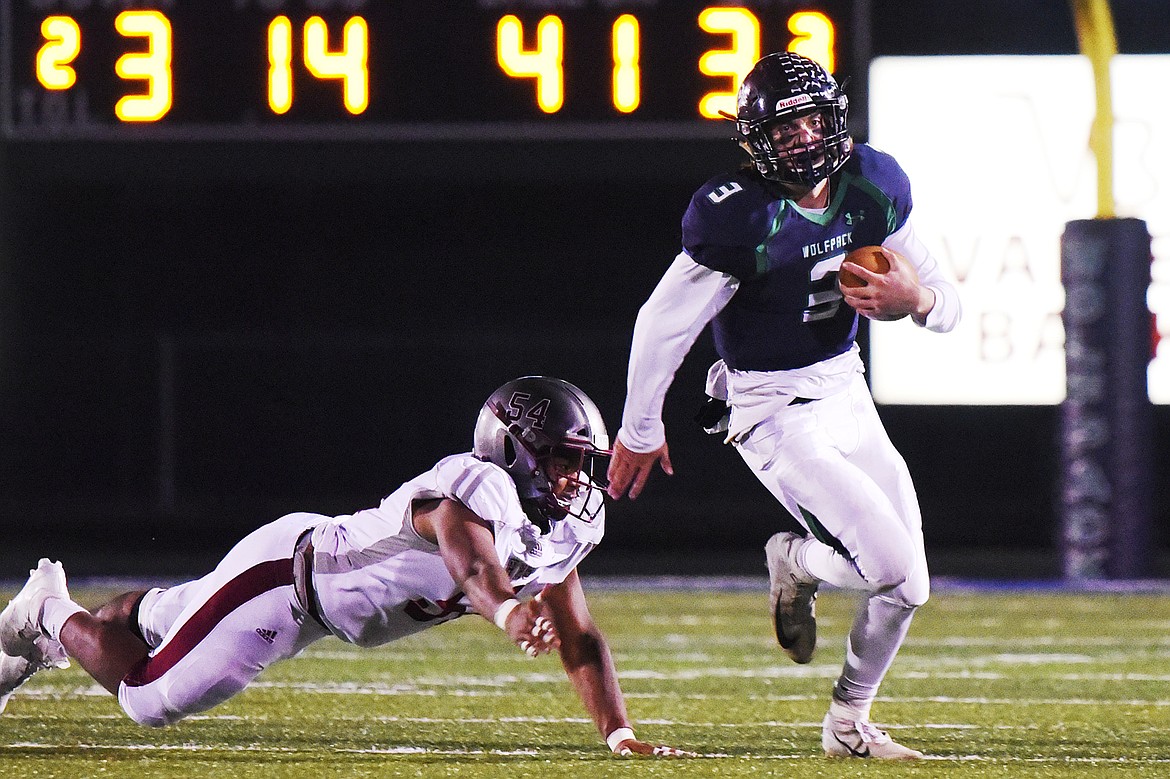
[829,696,872,723]
[40,597,87,642]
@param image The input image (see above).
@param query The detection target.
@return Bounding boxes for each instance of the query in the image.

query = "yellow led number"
[612,14,640,114]
[497,15,646,114]
[788,11,835,74]
[699,8,837,119]
[304,16,369,114]
[34,11,172,122]
[114,11,172,122]
[499,9,835,119]
[268,16,369,115]
[496,15,564,113]
[36,16,81,90]
[32,8,836,126]
[697,7,760,119]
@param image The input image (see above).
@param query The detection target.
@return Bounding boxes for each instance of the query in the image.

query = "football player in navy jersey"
[1,377,692,758]
[607,53,961,759]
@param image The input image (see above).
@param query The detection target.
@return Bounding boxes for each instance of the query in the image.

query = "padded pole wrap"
[1059,218,1153,579]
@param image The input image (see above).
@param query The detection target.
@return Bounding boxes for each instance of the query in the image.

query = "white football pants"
[118,513,329,726]
[735,372,928,710]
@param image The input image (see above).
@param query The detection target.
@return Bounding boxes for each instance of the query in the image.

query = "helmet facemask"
[739,101,852,187]
[524,439,609,528]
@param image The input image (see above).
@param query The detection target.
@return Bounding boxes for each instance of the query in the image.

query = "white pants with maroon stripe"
[119,513,329,727]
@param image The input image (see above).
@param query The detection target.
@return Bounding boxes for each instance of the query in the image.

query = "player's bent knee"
[881,571,929,609]
[118,694,174,728]
[119,682,192,728]
[859,552,917,593]
[904,563,931,607]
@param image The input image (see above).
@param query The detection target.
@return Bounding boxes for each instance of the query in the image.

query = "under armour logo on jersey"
[845,211,866,226]
[707,182,743,203]
[255,628,278,644]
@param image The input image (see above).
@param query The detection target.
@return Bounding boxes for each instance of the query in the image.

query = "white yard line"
[15,680,1170,708]
[4,741,1170,764]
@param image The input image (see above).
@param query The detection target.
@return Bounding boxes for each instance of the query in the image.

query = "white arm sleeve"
[617,252,739,453]
[883,216,962,333]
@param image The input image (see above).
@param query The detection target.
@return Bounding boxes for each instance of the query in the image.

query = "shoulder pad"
[683,171,778,278]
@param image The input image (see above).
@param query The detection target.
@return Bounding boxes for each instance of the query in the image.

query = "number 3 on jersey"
[706,182,744,204]
[803,253,846,322]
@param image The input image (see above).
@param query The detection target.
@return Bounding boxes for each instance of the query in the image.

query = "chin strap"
[519,500,552,533]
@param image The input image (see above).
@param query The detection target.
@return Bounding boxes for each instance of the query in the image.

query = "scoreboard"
[1,0,859,141]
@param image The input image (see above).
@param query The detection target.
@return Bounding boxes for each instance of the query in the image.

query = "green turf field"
[2,581,1169,777]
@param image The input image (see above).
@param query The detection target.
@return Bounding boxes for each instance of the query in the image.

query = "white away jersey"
[307,453,604,647]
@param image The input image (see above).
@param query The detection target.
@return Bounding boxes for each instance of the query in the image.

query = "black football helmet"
[733,52,852,187]
[472,376,610,528]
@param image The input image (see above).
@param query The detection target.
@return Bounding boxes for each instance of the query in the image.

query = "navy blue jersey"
[682,144,913,371]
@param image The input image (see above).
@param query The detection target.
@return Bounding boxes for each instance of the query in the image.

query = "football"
[838,245,890,288]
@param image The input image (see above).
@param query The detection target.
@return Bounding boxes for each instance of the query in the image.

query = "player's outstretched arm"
[606,438,673,501]
[541,570,695,757]
[416,499,558,656]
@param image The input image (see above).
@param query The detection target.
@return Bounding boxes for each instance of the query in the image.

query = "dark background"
[1,0,1167,579]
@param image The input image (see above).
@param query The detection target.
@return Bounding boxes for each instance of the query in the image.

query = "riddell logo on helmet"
[775,94,813,111]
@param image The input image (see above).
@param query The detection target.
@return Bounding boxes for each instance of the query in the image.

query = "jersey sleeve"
[681,174,770,280]
[432,454,526,534]
[617,253,738,452]
[882,215,962,333]
[854,145,914,232]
